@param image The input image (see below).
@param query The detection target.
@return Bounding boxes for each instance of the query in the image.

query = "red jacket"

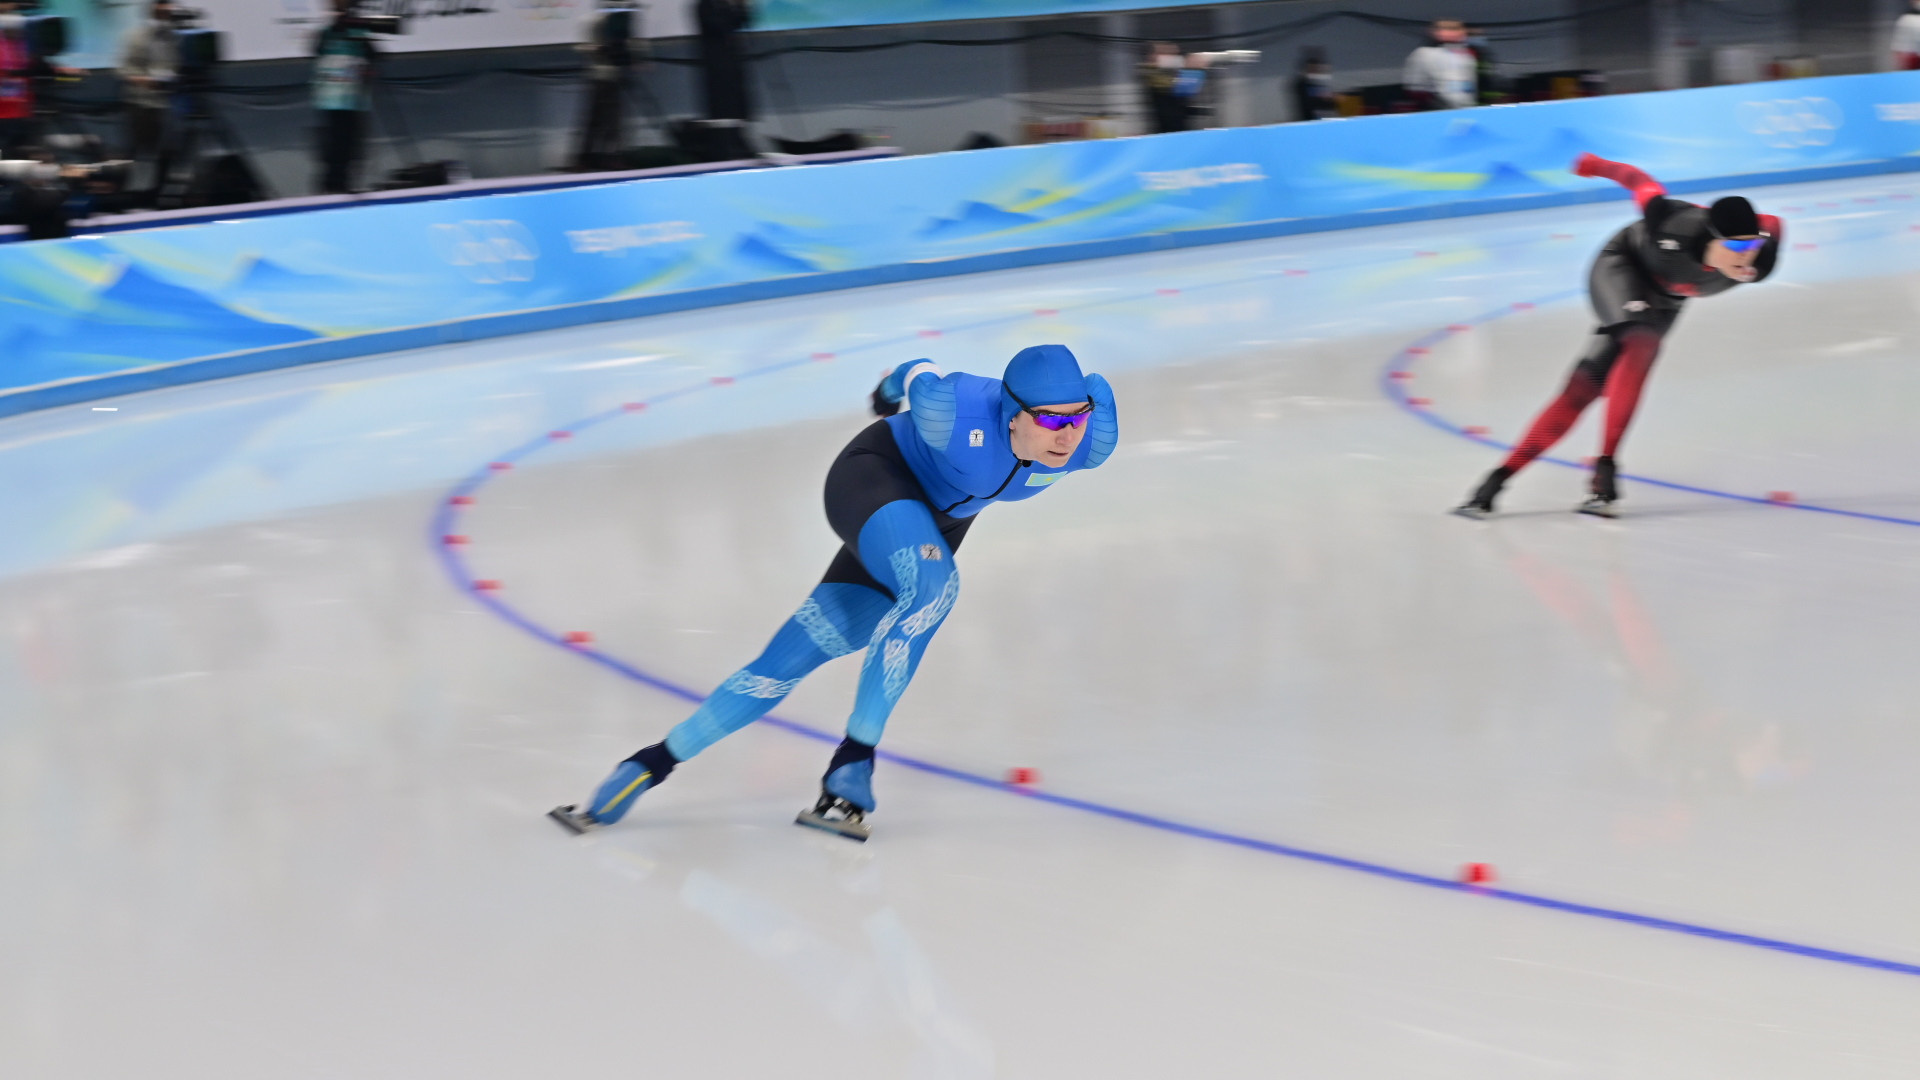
[0,33,34,122]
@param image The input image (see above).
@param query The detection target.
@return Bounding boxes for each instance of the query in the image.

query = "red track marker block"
[1461,863,1497,885]
[1768,491,1796,504]
[1033,308,1059,316]
[489,462,512,471]
[474,580,502,591]
[811,352,835,361]
[918,329,941,337]
[564,631,594,645]
[1448,323,1472,333]
[1463,425,1490,436]
[1551,233,1574,240]
[1407,397,1433,407]
[1006,767,1040,786]
[450,496,474,506]
[1512,301,1534,310]
[1794,243,1818,251]
[623,401,648,411]
[1156,288,1179,296]
[443,535,470,546]
[710,375,735,385]
[1407,347,1430,356]
[550,430,572,440]
[1388,371,1414,381]
[1284,268,1310,276]
[1414,250,1438,258]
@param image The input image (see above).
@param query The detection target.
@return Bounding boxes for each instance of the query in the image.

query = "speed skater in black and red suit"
[1454,153,1785,519]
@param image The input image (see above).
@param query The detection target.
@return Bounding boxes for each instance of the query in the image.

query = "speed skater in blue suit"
[550,344,1119,841]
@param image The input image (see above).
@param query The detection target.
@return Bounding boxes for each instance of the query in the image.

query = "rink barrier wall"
[5,71,1920,419]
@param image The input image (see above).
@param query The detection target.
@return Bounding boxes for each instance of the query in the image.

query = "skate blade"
[548,804,597,835]
[1575,500,1619,519]
[1450,504,1492,521]
[794,809,870,842]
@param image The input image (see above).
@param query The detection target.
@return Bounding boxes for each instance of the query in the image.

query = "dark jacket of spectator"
[696,0,753,122]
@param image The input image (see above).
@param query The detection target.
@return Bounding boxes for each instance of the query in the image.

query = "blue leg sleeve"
[664,582,892,761]
[845,500,961,748]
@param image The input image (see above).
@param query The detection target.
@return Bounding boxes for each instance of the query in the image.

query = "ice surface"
[5,175,1920,1078]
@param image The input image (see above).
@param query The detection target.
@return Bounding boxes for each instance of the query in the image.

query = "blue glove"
[872,359,937,418]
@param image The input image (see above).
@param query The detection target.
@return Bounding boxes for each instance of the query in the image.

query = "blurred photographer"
[1402,19,1476,110]
[117,0,181,197]
[0,148,129,240]
[574,0,642,171]
[1140,42,1200,134]
[695,0,751,123]
[311,0,381,194]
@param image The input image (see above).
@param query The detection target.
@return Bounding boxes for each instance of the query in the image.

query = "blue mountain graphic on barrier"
[222,255,350,298]
[918,201,1041,241]
[1475,162,1558,197]
[731,234,820,275]
[0,263,324,382]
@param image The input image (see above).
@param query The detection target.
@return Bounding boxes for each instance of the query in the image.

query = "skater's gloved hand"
[872,359,940,417]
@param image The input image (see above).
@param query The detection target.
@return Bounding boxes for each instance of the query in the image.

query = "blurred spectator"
[0,0,48,157]
[1895,0,1920,70]
[1141,42,1207,134]
[1291,46,1334,121]
[574,0,639,170]
[117,0,179,200]
[1403,19,1476,110]
[311,0,380,194]
[696,0,752,122]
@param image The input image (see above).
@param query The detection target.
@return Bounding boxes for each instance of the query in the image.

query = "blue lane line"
[432,320,1920,982]
[1381,292,1920,529]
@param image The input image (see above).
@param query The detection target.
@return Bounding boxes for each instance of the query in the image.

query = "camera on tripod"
[336,1,409,37]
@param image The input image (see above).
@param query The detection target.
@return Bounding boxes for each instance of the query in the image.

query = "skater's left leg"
[822,499,962,813]
[1594,325,1665,501]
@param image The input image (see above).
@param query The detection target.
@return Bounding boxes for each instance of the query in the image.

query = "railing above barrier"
[0,148,900,244]
[1,72,1918,418]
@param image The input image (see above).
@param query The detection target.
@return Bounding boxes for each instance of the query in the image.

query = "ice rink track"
[8,172,1920,1077]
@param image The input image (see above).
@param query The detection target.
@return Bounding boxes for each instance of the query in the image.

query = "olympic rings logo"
[1739,97,1843,148]
[429,219,540,284]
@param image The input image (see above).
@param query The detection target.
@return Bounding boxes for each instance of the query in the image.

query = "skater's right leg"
[1502,332,1616,473]
[1455,335,1610,516]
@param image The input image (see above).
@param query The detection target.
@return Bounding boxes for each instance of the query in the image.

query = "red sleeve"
[1758,213,1782,240]
[1573,153,1666,210]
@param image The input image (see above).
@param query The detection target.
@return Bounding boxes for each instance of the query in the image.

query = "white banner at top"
[189,0,699,63]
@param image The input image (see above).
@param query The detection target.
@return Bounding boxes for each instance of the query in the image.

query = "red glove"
[1573,153,1666,210]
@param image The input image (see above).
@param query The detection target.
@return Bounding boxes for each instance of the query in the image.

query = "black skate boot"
[1577,455,1619,518]
[1452,466,1514,520]
[795,737,875,842]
